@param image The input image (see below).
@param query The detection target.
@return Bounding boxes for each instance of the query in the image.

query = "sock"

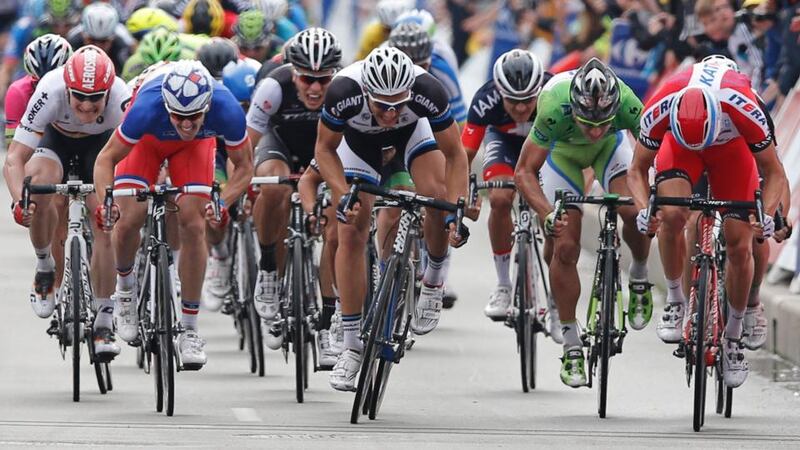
[423,252,447,287]
[441,247,452,284]
[629,259,648,281]
[561,320,582,349]
[493,251,512,288]
[173,249,181,271]
[666,277,686,305]
[335,298,341,313]
[116,265,135,291]
[35,245,55,272]
[342,313,362,351]
[211,240,230,260]
[321,296,337,330]
[747,284,760,308]
[181,301,200,331]
[259,244,277,272]
[94,297,114,330]
[726,306,745,340]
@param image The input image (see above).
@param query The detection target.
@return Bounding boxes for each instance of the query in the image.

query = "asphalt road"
[0,181,799,449]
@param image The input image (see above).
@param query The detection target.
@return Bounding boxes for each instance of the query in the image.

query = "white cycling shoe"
[202,256,231,312]
[178,330,207,369]
[30,270,56,319]
[113,289,139,343]
[254,270,279,320]
[722,337,749,388]
[412,284,443,335]
[547,295,563,344]
[742,304,767,350]
[329,349,361,392]
[656,302,684,344]
[317,329,338,369]
[483,286,511,320]
[329,311,344,355]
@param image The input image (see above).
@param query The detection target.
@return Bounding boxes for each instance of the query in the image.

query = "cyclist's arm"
[94,133,134,205]
[753,142,790,218]
[435,121,469,204]
[298,164,323,214]
[314,122,346,202]
[223,138,254,207]
[628,141,657,211]
[461,122,486,166]
[514,136,552,220]
[3,140,36,202]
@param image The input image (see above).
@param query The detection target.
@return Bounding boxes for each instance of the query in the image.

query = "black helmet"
[286,27,342,72]
[569,57,620,125]
[387,22,432,65]
[197,37,239,79]
[492,49,545,100]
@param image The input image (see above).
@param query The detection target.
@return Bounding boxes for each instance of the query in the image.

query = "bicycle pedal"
[181,363,203,371]
[46,320,59,337]
[673,344,686,359]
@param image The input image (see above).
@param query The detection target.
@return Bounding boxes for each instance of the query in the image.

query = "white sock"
[94,297,114,330]
[211,240,229,260]
[494,251,512,288]
[423,253,447,287]
[666,277,686,305]
[726,307,745,340]
[181,301,200,331]
[629,259,648,281]
[561,320,582,348]
[116,269,135,292]
[35,245,55,272]
[342,313,362,351]
[172,249,181,270]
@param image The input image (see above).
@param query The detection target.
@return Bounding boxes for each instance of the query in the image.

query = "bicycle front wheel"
[157,247,176,416]
[597,251,615,418]
[515,241,534,393]
[693,259,711,432]
[291,242,306,403]
[244,224,265,377]
[70,238,83,402]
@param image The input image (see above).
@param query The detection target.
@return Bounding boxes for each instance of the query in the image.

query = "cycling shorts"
[114,135,216,198]
[482,129,525,180]
[31,125,112,183]
[254,127,313,173]
[540,130,632,207]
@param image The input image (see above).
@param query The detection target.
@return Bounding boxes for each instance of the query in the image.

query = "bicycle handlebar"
[250,174,302,187]
[111,184,213,199]
[467,173,515,208]
[553,190,633,221]
[21,176,95,218]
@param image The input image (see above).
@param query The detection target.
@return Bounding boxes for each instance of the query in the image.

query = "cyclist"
[231,9,284,63]
[181,0,226,37]
[252,0,298,42]
[515,58,654,388]
[93,60,254,369]
[355,0,413,60]
[197,37,239,79]
[628,59,790,388]
[4,46,131,361]
[5,34,72,145]
[245,28,341,357]
[66,2,134,74]
[316,47,469,391]
[460,49,555,329]
[121,27,194,82]
[124,6,179,41]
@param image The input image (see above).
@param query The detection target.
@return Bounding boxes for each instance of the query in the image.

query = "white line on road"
[232,408,262,423]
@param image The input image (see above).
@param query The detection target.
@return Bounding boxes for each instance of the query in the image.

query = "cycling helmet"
[162,60,215,114]
[233,9,273,47]
[222,58,260,102]
[197,37,240,79]
[361,46,415,96]
[569,58,620,125]
[182,0,225,36]
[669,86,722,151]
[63,45,115,94]
[701,54,739,72]
[388,22,432,65]
[253,0,288,21]
[24,34,73,80]
[81,2,119,40]
[375,0,413,27]
[286,27,341,72]
[126,7,178,40]
[139,27,183,66]
[492,49,545,100]
[44,0,77,22]
[394,9,435,37]
[148,0,180,16]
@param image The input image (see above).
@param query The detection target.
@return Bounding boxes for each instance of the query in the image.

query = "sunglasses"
[367,91,412,112]
[168,110,206,121]
[294,70,334,85]
[86,37,113,45]
[70,89,107,103]
[574,114,615,128]
[503,95,537,105]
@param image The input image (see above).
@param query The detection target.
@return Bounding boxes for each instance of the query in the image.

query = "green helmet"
[45,0,77,21]
[139,27,183,66]
[233,10,273,47]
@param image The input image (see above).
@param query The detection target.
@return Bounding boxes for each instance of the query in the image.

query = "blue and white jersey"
[118,71,247,147]
[430,40,466,125]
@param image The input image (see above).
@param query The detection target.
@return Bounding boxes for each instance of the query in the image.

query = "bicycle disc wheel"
[157,247,175,416]
[693,260,711,432]
[598,252,615,418]
[352,256,396,424]
[70,239,83,402]
[291,243,306,403]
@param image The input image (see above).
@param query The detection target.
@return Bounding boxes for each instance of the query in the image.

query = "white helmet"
[375,0,414,27]
[492,49,545,100]
[361,46,415,96]
[252,0,288,21]
[161,60,215,114]
[701,54,739,72]
[394,8,435,37]
[81,2,119,40]
[23,33,73,80]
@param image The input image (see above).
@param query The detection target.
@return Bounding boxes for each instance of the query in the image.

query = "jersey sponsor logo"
[280,112,320,122]
[751,137,771,151]
[333,95,363,115]
[470,90,501,118]
[726,92,768,127]
[414,94,440,116]
[641,96,673,131]
[697,63,721,88]
[82,49,97,91]
[639,135,660,149]
[26,96,46,124]
[532,127,548,142]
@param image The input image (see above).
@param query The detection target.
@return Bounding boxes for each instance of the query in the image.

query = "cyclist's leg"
[376,150,412,261]
[201,141,231,310]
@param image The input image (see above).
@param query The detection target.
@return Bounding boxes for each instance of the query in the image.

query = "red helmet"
[63,45,115,94]
[669,86,722,151]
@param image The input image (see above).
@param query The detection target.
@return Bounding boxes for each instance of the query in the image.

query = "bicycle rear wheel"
[598,252,615,418]
[243,224,265,377]
[70,239,83,402]
[693,260,711,432]
[291,242,306,403]
[157,247,176,416]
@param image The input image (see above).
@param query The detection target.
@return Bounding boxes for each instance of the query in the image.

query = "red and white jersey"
[12,69,131,149]
[638,62,772,153]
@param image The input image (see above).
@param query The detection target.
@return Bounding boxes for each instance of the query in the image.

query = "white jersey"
[13,69,131,149]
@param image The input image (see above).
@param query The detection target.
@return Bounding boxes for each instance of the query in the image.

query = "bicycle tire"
[157,247,175,416]
[292,242,306,403]
[245,225,265,377]
[103,363,112,391]
[70,238,83,402]
[515,241,531,393]
[93,350,107,394]
[351,255,396,424]
[598,251,615,418]
[693,259,711,432]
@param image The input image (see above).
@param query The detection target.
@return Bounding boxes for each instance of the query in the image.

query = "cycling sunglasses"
[574,114,615,128]
[167,107,207,122]
[502,93,538,105]
[367,91,412,112]
[294,70,335,85]
[70,89,107,103]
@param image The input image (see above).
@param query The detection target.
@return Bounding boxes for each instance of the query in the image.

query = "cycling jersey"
[4,74,35,142]
[639,62,772,153]
[274,17,298,42]
[247,63,321,170]
[355,20,388,61]
[3,16,47,64]
[429,40,466,125]
[13,69,131,149]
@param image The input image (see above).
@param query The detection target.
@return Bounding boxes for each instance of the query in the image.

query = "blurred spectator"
[775,0,800,109]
